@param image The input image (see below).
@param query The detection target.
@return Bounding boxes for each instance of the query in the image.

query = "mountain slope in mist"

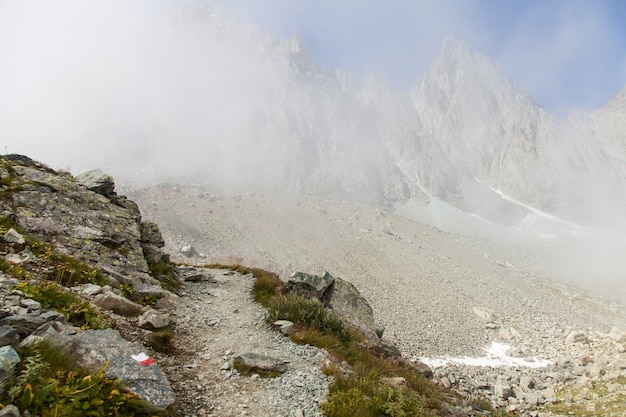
[3,2,626,229]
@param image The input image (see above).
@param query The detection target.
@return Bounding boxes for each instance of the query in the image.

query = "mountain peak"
[439,36,474,60]
[431,36,500,80]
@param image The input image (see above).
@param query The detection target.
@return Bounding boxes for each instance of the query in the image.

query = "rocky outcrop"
[283,271,397,355]
[0,155,180,411]
[0,155,181,293]
[75,168,116,198]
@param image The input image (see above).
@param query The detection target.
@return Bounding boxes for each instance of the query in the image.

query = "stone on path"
[233,353,288,376]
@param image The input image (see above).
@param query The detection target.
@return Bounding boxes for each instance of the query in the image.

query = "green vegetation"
[34,243,108,286]
[17,281,110,330]
[146,257,182,293]
[146,325,175,354]
[544,376,626,416]
[0,216,108,287]
[265,294,352,344]
[0,341,166,417]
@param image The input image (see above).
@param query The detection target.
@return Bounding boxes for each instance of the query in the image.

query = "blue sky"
[211,0,626,116]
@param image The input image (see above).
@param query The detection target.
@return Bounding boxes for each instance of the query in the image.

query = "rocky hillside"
[0,155,505,416]
[0,154,182,414]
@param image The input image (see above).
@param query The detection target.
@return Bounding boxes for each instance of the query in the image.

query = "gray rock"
[75,168,115,197]
[5,249,34,265]
[67,328,175,410]
[233,353,288,375]
[140,221,165,248]
[1,313,47,335]
[0,325,19,347]
[0,345,20,388]
[0,404,20,417]
[38,310,65,322]
[134,281,174,301]
[20,298,41,311]
[182,273,209,282]
[3,228,25,245]
[519,375,534,391]
[273,320,297,335]
[323,276,378,342]
[138,310,170,331]
[494,379,514,400]
[286,271,334,299]
[565,330,588,344]
[587,366,604,378]
[94,291,143,316]
[76,283,104,296]
[180,243,195,257]
[375,323,385,338]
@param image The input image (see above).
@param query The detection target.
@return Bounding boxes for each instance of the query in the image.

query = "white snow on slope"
[475,179,590,237]
[420,342,552,369]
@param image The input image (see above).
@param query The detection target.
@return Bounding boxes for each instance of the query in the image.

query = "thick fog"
[2,1,626,301]
[0,1,292,179]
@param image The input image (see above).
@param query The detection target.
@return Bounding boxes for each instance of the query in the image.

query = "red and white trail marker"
[131,352,155,366]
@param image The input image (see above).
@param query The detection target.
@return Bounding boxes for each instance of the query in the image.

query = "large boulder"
[323,276,379,343]
[66,328,175,410]
[283,271,387,351]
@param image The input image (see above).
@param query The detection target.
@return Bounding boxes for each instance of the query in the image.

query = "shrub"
[265,294,352,344]
[146,325,175,354]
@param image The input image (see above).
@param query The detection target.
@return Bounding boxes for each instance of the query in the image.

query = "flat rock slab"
[69,328,175,410]
[94,291,143,316]
[233,352,288,376]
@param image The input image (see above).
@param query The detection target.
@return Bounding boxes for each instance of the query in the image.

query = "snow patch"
[420,342,552,369]
[475,179,590,237]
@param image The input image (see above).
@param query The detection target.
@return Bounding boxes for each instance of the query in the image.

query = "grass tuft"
[146,325,175,354]
[17,281,110,329]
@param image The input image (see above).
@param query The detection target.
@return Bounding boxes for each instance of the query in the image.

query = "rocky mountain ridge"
[107,6,626,231]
